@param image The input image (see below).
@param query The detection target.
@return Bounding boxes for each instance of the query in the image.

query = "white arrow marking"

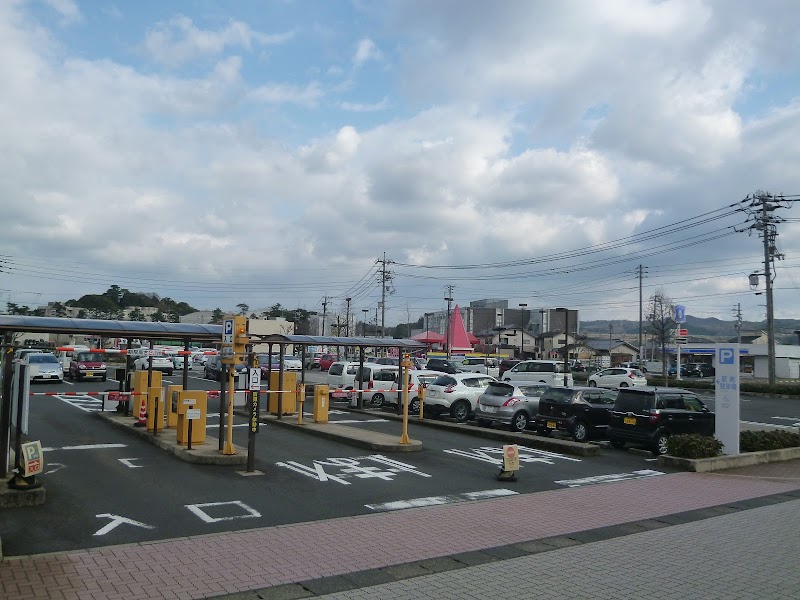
[43,462,66,475]
[119,458,143,468]
[94,513,155,536]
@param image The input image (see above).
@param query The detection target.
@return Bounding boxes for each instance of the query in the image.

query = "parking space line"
[366,489,518,512]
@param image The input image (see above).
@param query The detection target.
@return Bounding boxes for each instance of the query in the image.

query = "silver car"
[474,381,549,432]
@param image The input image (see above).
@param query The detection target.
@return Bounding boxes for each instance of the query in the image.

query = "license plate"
[85,373,93,377]
[624,417,636,425]
[547,421,557,429]
[482,406,497,413]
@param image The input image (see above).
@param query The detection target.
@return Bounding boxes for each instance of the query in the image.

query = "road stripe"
[740,420,799,430]
[365,489,518,512]
[42,443,127,451]
[333,419,389,424]
[555,470,665,488]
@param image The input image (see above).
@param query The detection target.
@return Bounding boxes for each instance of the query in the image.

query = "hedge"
[666,430,800,458]
[740,430,800,452]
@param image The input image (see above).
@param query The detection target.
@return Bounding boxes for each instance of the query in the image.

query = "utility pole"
[345,297,352,337]
[738,192,794,385]
[377,253,393,338]
[444,286,454,358]
[637,265,647,362]
[321,296,329,336]
[733,303,742,346]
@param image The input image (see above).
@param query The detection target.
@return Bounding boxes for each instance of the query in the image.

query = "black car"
[204,355,247,381]
[686,363,715,377]
[534,387,617,442]
[607,387,715,455]
[425,358,464,374]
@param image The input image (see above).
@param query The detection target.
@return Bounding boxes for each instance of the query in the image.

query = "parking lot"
[0,370,693,557]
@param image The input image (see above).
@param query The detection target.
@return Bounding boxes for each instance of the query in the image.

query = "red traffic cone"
[133,397,147,427]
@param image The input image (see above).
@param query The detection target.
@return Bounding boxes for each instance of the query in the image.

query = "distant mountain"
[580,315,800,343]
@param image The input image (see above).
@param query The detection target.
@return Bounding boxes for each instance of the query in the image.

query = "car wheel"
[511,411,529,432]
[101,376,107,382]
[477,419,492,427]
[588,380,597,387]
[372,393,385,407]
[410,397,421,413]
[450,400,470,422]
[654,433,669,455]
[572,421,589,442]
[619,382,629,388]
[167,370,173,376]
[609,438,626,449]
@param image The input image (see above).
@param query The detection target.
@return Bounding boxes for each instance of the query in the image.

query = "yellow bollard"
[222,367,236,455]
[400,354,411,444]
[418,385,426,420]
[297,383,306,425]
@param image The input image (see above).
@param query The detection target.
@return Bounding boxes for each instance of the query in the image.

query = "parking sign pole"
[246,351,259,473]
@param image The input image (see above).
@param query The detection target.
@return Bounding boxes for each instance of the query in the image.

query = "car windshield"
[539,388,575,404]
[431,375,456,386]
[77,353,104,362]
[29,354,59,364]
[519,384,548,396]
[283,356,298,361]
[485,382,513,396]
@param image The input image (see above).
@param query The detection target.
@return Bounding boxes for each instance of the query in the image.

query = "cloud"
[353,38,382,67]
[340,97,389,112]
[248,81,323,106]
[42,0,82,25]
[142,14,294,67]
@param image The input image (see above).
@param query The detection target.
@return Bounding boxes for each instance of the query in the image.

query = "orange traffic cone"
[133,397,147,427]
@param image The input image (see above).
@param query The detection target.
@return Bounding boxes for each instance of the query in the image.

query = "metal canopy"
[254,334,426,349]
[0,315,222,342]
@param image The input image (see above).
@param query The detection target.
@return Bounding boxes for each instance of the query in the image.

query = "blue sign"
[719,348,736,364]
[675,305,686,323]
[224,320,233,335]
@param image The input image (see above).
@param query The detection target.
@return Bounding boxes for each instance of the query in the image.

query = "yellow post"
[222,367,236,455]
[400,354,411,444]
[418,385,426,421]
[297,383,305,425]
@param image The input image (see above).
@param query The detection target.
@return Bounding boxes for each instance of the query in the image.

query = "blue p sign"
[224,320,233,335]
[719,348,735,364]
[675,305,686,323]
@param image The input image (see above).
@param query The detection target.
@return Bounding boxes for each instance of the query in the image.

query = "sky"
[2,0,800,329]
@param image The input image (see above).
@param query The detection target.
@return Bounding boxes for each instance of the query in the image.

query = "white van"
[326,361,359,397]
[57,345,89,374]
[501,360,573,387]
[353,364,400,406]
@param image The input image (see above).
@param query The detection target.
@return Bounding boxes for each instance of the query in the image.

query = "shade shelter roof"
[253,333,426,349]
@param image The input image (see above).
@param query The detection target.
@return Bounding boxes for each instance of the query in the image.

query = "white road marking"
[42,443,127,451]
[277,454,431,485]
[366,489,518,512]
[205,423,248,428]
[119,458,143,468]
[42,462,66,475]
[444,445,582,466]
[51,395,118,413]
[94,513,155,536]
[555,469,665,488]
[740,420,799,430]
[331,419,389,424]
[185,501,261,523]
[771,416,800,426]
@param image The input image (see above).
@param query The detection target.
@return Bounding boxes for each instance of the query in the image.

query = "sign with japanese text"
[21,441,43,477]
[715,344,740,455]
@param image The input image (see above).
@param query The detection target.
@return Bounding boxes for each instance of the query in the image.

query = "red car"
[318,354,337,371]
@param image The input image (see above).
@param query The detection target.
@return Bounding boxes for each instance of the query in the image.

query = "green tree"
[6,302,31,315]
[647,289,676,381]
[237,303,249,315]
[210,308,224,324]
[129,308,146,321]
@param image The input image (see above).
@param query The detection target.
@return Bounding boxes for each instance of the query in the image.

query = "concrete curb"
[659,446,800,472]
[0,486,46,509]
[97,412,248,465]
[341,405,600,457]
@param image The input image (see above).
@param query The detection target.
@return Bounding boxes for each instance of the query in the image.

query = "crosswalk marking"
[50,395,118,413]
[366,489,518,512]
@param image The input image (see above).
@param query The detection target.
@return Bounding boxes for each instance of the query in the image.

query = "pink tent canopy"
[447,306,473,352]
[466,332,480,345]
[411,330,444,344]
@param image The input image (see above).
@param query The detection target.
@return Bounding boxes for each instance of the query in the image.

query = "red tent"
[467,332,480,345]
[411,331,444,344]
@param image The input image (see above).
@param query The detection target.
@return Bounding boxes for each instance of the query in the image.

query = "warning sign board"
[502,444,520,472]
[21,441,44,477]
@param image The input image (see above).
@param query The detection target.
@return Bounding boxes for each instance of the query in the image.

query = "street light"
[362,309,369,337]
[556,307,569,387]
[519,303,527,358]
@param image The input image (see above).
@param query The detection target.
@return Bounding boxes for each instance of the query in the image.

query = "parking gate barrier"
[313,385,329,423]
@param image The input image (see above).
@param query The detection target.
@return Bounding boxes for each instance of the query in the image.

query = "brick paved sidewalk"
[2,467,800,600]
[314,498,800,600]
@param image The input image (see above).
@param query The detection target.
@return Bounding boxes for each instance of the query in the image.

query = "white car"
[133,356,174,375]
[281,355,302,371]
[169,355,193,370]
[424,373,496,422]
[460,357,500,378]
[501,360,574,387]
[588,367,647,389]
[25,352,64,382]
[390,369,441,413]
